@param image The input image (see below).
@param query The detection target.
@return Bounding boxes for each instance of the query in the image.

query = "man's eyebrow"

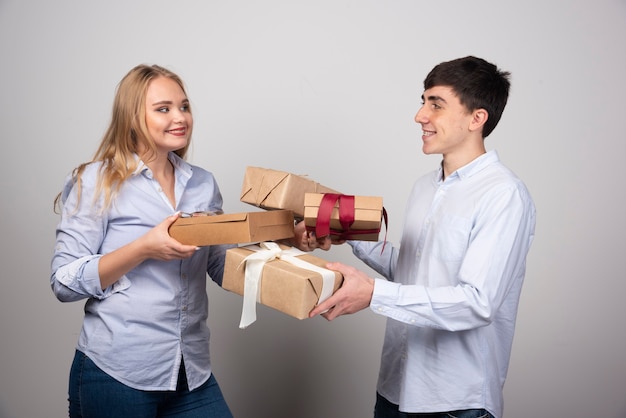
[423,94,447,104]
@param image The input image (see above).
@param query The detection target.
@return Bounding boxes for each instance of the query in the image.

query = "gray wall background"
[1,1,625,417]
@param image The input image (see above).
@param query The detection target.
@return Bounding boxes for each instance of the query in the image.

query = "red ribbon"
[308,194,388,247]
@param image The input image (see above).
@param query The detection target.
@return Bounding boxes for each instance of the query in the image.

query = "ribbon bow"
[309,193,388,250]
[237,242,336,329]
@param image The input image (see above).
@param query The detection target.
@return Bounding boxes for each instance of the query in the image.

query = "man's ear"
[469,109,488,133]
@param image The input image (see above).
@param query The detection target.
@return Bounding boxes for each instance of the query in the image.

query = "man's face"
[414,85,474,157]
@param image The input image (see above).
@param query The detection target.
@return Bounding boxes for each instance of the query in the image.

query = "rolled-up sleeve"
[50,169,121,302]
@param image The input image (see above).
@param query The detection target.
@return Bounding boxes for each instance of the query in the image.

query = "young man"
[308,56,536,418]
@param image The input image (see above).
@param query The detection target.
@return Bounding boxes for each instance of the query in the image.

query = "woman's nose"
[172,108,186,123]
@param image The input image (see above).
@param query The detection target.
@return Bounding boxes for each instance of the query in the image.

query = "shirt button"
[182,306,188,311]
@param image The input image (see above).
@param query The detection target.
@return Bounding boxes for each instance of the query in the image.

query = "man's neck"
[441,144,486,180]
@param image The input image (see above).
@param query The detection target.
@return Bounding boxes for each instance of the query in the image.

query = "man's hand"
[290,220,333,251]
[309,262,374,321]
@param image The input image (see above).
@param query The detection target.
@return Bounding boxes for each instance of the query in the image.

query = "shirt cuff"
[82,258,105,297]
[86,260,131,298]
[55,256,130,299]
[369,278,400,316]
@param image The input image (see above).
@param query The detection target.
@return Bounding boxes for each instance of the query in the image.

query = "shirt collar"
[168,152,193,179]
[132,152,193,179]
[459,149,499,179]
[439,149,500,182]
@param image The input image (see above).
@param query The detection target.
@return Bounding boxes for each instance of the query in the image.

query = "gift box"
[240,166,339,219]
[222,242,343,326]
[169,210,294,246]
[303,193,384,241]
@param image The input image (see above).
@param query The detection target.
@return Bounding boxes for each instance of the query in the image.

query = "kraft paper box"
[169,210,294,246]
[303,193,383,241]
[240,166,339,219]
[222,244,343,321]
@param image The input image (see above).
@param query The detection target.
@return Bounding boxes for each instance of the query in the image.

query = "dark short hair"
[424,56,510,138]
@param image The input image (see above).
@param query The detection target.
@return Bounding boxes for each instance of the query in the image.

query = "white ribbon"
[237,242,336,329]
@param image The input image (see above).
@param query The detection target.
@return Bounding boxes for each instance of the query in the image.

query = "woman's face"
[144,76,193,155]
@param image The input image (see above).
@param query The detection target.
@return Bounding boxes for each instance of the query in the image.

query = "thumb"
[164,212,182,227]
[326,261,347,274]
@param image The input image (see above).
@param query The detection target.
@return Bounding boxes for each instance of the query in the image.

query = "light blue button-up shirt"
[351,150,536,417]
[51,152,232,391]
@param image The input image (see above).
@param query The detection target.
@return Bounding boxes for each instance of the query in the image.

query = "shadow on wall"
[208,282,385,418]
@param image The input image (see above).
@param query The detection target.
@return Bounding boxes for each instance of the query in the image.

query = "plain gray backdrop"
[1,1,625,417]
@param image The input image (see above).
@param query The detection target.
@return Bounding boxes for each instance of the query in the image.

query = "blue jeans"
[69,350,233,418]
[374,392,494,418]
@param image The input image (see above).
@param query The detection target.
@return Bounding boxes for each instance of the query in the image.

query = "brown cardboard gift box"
[222,243,343,323]
[168,210,294,246]
[303,193,384,241]
[240,166,339,219]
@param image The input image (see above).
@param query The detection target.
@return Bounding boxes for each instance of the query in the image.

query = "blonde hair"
[54,64,192,213]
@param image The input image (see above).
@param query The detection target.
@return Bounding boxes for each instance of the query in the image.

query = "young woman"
[51,64,234,417]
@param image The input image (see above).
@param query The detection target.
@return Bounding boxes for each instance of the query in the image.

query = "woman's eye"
[157,107,169,113]
[181,105,190,112]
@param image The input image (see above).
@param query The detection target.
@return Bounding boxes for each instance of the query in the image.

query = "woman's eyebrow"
[151,98,189,106]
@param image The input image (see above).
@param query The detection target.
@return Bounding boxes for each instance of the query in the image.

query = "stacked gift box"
[167,166,385,327]
[240,166,385,241]
[168,209,295,246]
[303,193,384,241]
[222,243,343,326]
[240,166,339,219]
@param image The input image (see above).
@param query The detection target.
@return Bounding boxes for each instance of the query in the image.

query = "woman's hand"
[138,212,199,261]
[98,213,198,289]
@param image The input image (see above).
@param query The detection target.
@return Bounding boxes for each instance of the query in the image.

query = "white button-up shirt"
[351,150,536,417]
[51,152,232,391]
